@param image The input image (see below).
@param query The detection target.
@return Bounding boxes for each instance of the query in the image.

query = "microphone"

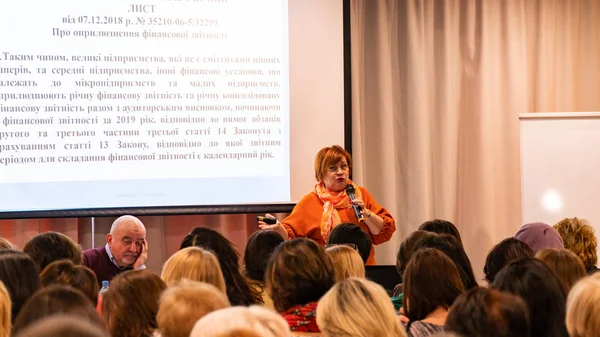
[345,184,365,222]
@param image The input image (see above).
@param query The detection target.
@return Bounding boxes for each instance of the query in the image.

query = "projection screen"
[0,0,346,217]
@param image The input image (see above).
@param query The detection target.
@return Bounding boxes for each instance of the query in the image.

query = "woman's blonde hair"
[157,280,230,337]
[553,217,598,270]
[190,306,290,337]
[0,281,11,337]
[325,245,365,282]
[161,247,226,293]
[535,248,587,293]
[317,278,407,337]
[566,273,600,337]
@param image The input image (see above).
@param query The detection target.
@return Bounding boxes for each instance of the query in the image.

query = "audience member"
[157,280,230,337]
[483,237,533,283]
[491,257,568,337]
[266,238,335,333]
[0,250,41,323]
[11,285,104,336]
[101,270,166,337]
[418,219,462,245]
[190,306,290,337]
[39,260,99,305]
[0,281,10,337]
[317,277,406,337]
[160,246,226,292]
[515,222,563,254]
[325,244,365,282]
[566,273,600,337]
[445,287,530,337]
[553,217,599,274]
[23,232,82,272]
[82,215,148,284]
[0,237,14,250]
[326,223,372,264]
[13,315,110,337]
[181,227,262,306]
[243,230,284,309]
[402,248,464,337]
[393,230,438,302]
[413,234,478,290]
[536,248,587,293]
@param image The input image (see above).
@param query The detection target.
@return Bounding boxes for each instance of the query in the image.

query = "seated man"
[83,215,148,284]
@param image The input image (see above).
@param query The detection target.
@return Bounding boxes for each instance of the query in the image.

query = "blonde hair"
[535,248,587,293]
[161,247,226,293]
[0,281,11,337]
[553,217,598,270]
[566,273,600,337]
[190,306,290,337]
[0,238,13,250]
[317,278,407,337]
[157,280,230,337]
[325,245,365,282]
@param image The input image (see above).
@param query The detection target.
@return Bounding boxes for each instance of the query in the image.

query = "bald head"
[106,215,146,267]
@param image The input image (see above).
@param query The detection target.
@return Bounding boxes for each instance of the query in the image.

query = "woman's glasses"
[328,164,350,173]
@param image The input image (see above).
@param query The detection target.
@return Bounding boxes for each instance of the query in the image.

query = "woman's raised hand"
[258,213,289,240]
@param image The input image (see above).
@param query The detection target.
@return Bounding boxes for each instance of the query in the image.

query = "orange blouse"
[281,186,396,265]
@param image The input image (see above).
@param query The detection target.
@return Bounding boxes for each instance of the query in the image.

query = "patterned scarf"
[313,181,362,241]
[281,302,320,332]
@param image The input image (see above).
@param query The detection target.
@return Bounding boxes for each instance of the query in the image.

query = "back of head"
[536,248,587,293]
[445,287,530,337]
[157,280,230,337]
[190,306,290,337]
[0,237,14,250]
[566,273,600,337]
[266,238,335,312]
[14,315,109,337]
[491,257,568,337]
[419,219,462,244]
[180,227,261,306]
[161,246,226,292]
[325,245,365,282]
[317,278,406,337]
[515,222,564,254]
[553,217,598,272]
[0,281,10,337]
[403,248,464,322]
[12,284,104,336]
[23,231,82,272]
[40,260,99,305]
[326,223,372,264]
[484,237,534,283]
[244,230,284,283]
[102,270,167,337]
[0,250,41,323]
[396,230,438,277]
[414,234,478,290]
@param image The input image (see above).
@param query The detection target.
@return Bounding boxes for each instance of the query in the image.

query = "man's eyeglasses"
[325,243,358,252]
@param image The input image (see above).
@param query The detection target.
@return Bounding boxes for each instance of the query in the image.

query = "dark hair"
[484,238,534,283]
[40,260,99,305]
[266,238,335,312]
[327,223,372,264]
[181,227,262,306]
[0,250,41,322]
[491,257,568,337]
[244,230,284,283]
[403,248,464,322]
[12,285,104,336]
[23,232,83,272]
[418,219,462,244]
[414,234,478,290]
[13,315,110,337]
[396,230,437,277]
[446,287,530,337]
[102,270,167,337]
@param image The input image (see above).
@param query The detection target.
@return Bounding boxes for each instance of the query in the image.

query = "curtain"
[350,0,600,278]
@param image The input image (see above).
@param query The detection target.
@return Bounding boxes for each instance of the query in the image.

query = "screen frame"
[0,0,353,220]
